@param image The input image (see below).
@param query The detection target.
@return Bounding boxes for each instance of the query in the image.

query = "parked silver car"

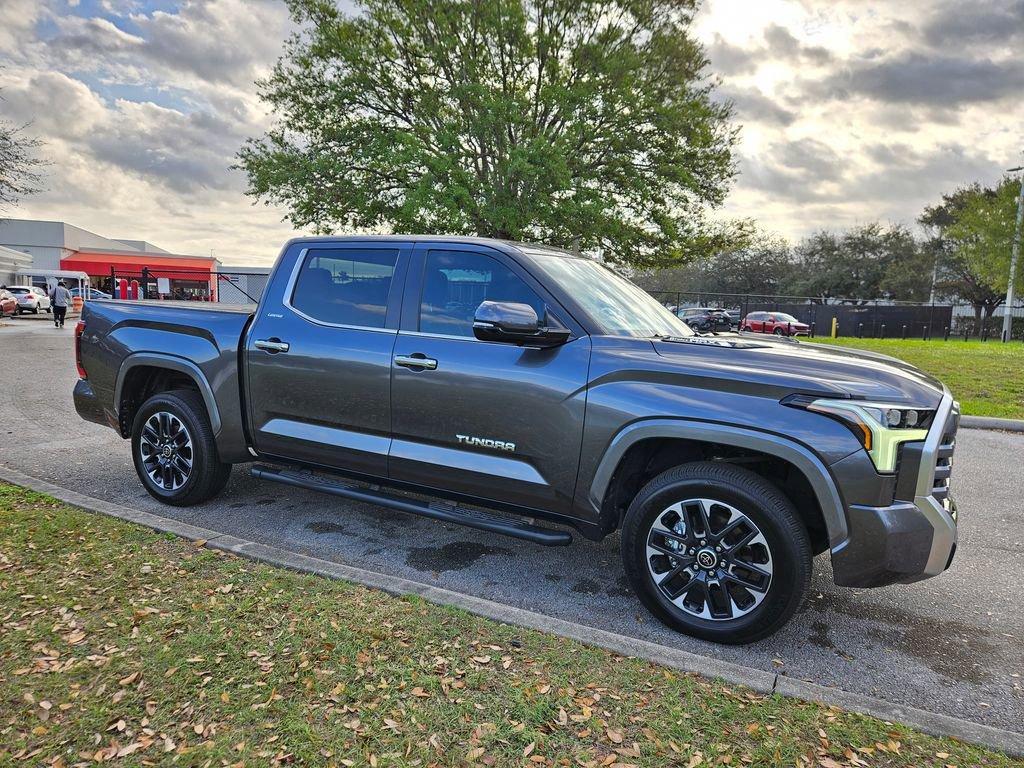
[69,287,111,301]
[8,286,51,315]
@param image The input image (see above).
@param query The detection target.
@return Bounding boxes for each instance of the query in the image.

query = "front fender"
[587,418,850,549]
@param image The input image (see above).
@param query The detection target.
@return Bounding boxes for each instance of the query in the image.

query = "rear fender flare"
[590,419,849,548]
[114,353,222,435]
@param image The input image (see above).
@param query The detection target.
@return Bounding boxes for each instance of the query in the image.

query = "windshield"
[776,313,799,323]
[529,255,694,338]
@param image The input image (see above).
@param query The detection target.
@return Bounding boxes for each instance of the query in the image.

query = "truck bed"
[76,299,255,462]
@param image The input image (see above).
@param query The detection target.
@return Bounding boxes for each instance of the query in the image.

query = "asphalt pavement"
[1,317,1021,733]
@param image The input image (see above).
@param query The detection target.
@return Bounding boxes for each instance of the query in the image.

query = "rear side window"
[419,250,546,337]
[291,248,398,328]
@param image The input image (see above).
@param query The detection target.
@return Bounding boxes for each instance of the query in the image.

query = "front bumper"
[831,392,959,588]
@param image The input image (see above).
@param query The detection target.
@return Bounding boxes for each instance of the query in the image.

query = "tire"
[742,326,752,333]
[621,461,811,644]
[131,389,232,506]
[32,307,39,314]
[773,327,785,336]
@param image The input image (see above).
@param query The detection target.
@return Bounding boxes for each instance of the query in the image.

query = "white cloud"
[0,0,1021,262]
[697,0,1023,240]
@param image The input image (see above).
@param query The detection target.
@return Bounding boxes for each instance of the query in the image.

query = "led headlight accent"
[795,398,931,472]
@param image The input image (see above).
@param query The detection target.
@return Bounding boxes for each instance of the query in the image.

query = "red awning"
[61,251,216,281]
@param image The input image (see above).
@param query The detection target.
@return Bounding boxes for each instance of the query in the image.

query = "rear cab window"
[290,248,399,328]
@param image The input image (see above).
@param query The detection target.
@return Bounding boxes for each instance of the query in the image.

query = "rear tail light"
[74,320,87,379]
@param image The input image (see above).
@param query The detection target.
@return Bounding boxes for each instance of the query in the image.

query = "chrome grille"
[931,407,958,516]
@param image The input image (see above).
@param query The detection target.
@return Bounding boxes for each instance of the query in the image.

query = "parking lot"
[1,318,1021,733]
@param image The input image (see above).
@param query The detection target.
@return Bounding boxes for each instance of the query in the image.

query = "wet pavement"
[1,319,1021,732]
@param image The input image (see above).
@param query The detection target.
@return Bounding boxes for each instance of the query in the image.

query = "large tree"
[0,90,44,211]
[919,181,1015,324]
[238,0,740,268]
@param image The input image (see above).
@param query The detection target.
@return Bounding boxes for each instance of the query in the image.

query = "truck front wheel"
[131,390,232,506]
[621,461,811,644]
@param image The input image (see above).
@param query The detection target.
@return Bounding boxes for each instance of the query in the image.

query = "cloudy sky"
[0,0,1021,266]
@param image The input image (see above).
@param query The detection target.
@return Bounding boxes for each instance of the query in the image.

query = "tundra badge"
[456,434,516,452]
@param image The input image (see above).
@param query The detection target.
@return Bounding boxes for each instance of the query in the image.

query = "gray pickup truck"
[73,236,958,643]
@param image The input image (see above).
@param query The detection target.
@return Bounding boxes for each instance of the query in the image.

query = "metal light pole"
[1003,167,1024,341]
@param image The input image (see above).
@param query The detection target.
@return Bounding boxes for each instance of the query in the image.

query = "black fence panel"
[648,290,1017,341]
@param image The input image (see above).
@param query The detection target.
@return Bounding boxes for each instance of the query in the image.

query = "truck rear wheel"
[131,390,232,506]
[621,461,811,644]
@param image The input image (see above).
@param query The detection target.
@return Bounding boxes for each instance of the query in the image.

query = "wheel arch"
[115,354,222,439]
[590,419,848,553]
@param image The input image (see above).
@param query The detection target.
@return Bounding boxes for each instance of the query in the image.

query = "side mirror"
[472,301,571,348]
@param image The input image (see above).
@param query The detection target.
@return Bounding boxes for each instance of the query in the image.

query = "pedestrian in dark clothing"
[51,281,72,328]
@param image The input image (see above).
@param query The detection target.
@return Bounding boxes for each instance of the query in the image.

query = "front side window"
[419,250,546,337]
[291,248,398,328]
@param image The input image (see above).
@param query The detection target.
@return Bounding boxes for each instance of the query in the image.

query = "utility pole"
[1005,165,1024,342]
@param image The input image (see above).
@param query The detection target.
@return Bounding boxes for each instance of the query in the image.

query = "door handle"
[394,354,437,370]
[255,338,290,353]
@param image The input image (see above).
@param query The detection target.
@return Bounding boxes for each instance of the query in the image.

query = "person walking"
[50,280,72,328]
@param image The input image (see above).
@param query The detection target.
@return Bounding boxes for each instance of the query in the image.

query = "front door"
[246,243,410,476]
[389,245,591,514]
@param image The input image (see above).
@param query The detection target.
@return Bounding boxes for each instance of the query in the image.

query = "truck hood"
[649,334,945,407]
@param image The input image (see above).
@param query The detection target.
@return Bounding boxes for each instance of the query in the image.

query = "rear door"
[388,244,591,514]
[245,242,411,476]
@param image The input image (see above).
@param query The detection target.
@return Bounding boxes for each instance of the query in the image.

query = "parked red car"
[740,311,810,336]
[0,289,18,318]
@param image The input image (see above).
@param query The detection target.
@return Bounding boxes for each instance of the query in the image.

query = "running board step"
[250,465,573,546]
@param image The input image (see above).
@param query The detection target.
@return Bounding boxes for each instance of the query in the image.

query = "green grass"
[1,484,1020,768]
[805,337,1024,420]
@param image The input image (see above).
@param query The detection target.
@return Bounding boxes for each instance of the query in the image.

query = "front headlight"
[786,397,932,472]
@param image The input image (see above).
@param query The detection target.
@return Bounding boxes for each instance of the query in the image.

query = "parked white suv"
[8,286,52,315]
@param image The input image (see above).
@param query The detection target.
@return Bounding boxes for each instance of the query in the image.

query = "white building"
[216,265,271,305]
[0,244,34,287]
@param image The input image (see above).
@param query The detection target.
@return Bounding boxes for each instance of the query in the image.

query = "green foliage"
[786,223,924,302]
[237,0,741,268]
[945,177,1022,295]
[919,179,1021,317]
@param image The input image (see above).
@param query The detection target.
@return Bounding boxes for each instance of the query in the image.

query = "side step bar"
[250,465,573,547]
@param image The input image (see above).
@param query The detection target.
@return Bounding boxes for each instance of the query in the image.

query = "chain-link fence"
[104,267,269,305]
[648,290,1024,342]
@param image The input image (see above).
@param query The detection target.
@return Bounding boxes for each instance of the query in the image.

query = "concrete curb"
[959,415,1024,433]
[2,464,1023,758]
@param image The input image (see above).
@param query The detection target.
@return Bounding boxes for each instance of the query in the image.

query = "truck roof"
[283,234,585,260]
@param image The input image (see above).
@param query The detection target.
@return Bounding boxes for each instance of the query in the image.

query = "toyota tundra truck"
[73,236,959,643]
